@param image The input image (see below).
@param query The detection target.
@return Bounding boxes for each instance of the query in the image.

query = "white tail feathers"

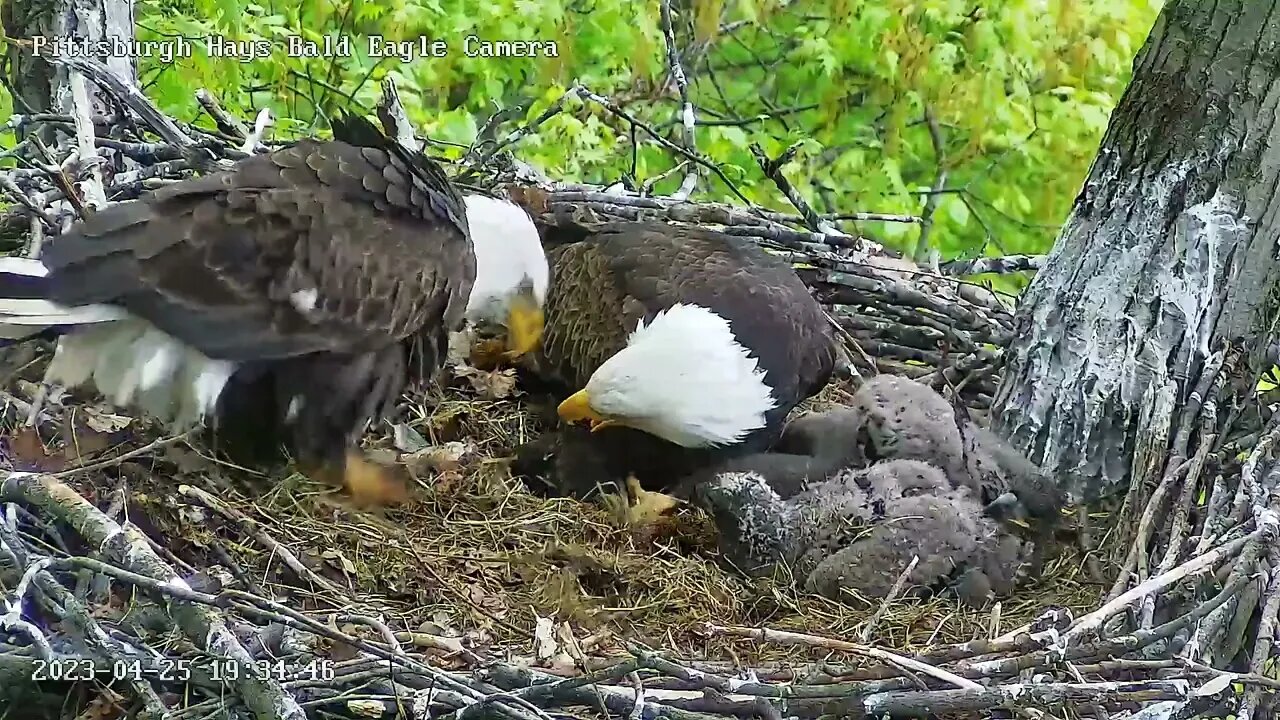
[45,319,238,431]
[0,256,49,277]
[0,255,127,339]
[0,302,128,324]
[0,254,235,428]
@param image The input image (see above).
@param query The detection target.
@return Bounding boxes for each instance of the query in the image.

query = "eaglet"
[774,373,1066,522]
[694,458,1034,606]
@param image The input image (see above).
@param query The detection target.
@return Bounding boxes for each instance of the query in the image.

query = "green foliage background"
[11,0,1162,263]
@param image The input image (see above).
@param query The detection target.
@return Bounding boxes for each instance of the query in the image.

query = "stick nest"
[0,57,1270,720]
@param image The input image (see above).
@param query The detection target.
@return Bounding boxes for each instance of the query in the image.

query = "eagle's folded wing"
[38,136,474,362]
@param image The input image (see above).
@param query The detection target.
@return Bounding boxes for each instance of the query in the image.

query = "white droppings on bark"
[1178,187,1241,359]
[163,576,193,592]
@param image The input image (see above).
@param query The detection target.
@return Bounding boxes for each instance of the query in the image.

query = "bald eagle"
[459,193,547,359]
[515,221,838,496]
[0,114,538,500]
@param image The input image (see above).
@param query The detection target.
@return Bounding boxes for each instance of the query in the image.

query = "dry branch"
[0,53,1275,720]
[659,0,699,200]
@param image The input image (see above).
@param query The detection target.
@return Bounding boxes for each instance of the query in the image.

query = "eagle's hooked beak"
[503,289,544,360]
[558,389,617,432]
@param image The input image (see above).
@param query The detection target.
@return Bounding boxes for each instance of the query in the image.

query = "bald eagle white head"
[460,194,547,358]
[557,303,777,448]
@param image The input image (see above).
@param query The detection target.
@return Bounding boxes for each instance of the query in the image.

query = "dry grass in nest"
[1,350,1108,667]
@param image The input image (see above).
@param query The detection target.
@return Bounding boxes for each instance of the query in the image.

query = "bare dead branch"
[659,0,699,200]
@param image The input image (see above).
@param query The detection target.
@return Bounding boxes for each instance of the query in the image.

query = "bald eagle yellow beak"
[502,291,544,360]
[557,389,617,432]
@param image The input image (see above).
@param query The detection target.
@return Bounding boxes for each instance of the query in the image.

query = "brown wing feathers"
[36,114,475,490]
[539,242,641,390]
[41,124,473,362]
[542,223,837,426]
[521,222,837,498]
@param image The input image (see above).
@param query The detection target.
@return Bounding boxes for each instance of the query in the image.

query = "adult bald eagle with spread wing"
[513,221,838,498]
[0,113,541,501]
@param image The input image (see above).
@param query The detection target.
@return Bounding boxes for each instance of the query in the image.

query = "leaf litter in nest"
[8,426,65,471]
[80,405,133,433]
[402,440,472,476]
[68,369,1104,666]
[454,364,519,399]
[10,425,110,471]
[79,687,128,720]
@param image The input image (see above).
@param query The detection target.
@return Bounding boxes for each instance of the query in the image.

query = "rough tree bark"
[2,0,136,120]
[992,0,1280,503]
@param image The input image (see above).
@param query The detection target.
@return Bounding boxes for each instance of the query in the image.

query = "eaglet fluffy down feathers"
[696,459,1035,607]
[687,373,1065,606]
[774,373,1066,521]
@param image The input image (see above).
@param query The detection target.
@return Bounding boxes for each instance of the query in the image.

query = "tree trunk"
[991,0,1280,504]
[2,0,136,119]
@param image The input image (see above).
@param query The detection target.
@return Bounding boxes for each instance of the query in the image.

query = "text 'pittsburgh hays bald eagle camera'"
[0,113,546,502]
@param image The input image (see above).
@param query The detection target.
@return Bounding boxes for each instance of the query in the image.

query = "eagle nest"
[0,60,1224,720]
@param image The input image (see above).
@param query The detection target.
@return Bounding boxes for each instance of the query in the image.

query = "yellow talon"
[606,474,682,527]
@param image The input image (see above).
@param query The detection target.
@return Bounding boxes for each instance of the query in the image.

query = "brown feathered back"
[521,222,837,497]
[37,113,475,470]
[42,117,474,363]
[540,222,836,436]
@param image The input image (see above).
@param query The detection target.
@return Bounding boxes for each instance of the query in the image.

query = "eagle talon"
[468,336,509,370]
[604,474,683,527]
[301,452,410,507]
[501,347,529,363]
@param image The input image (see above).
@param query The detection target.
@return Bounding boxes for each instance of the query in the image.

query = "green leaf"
[944,197,970,227]
[716,126,750,150]
[94,0,1162,264]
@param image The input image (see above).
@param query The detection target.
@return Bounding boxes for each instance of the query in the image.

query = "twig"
[52,56,194,147]
[659,0,698,200]
[574,84,757,208]
[862,680,1190,717]
[0,174,58,229]
[0,549,55,660]
[33,551,551,720]
[1106,451,1187,604]
[195,88,250,140]
[913,107,948,265]
[749,142,848,239]
[1189,525,1268,664]
[0,522,169,715]
[640,160,689,195]
[466,86,584,171]
[68,70,107,211]
[627,670,646,719]
[1236,553,1280,720]
[49,431,190,478]
[1,471,308,720]
[1063,531,1255,644]
[177,484,350,598]
[704,624,982,690]
[333,614,405,655]
[939,255,1044,276]
[859,555,919,643]
[376,77,420,152]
